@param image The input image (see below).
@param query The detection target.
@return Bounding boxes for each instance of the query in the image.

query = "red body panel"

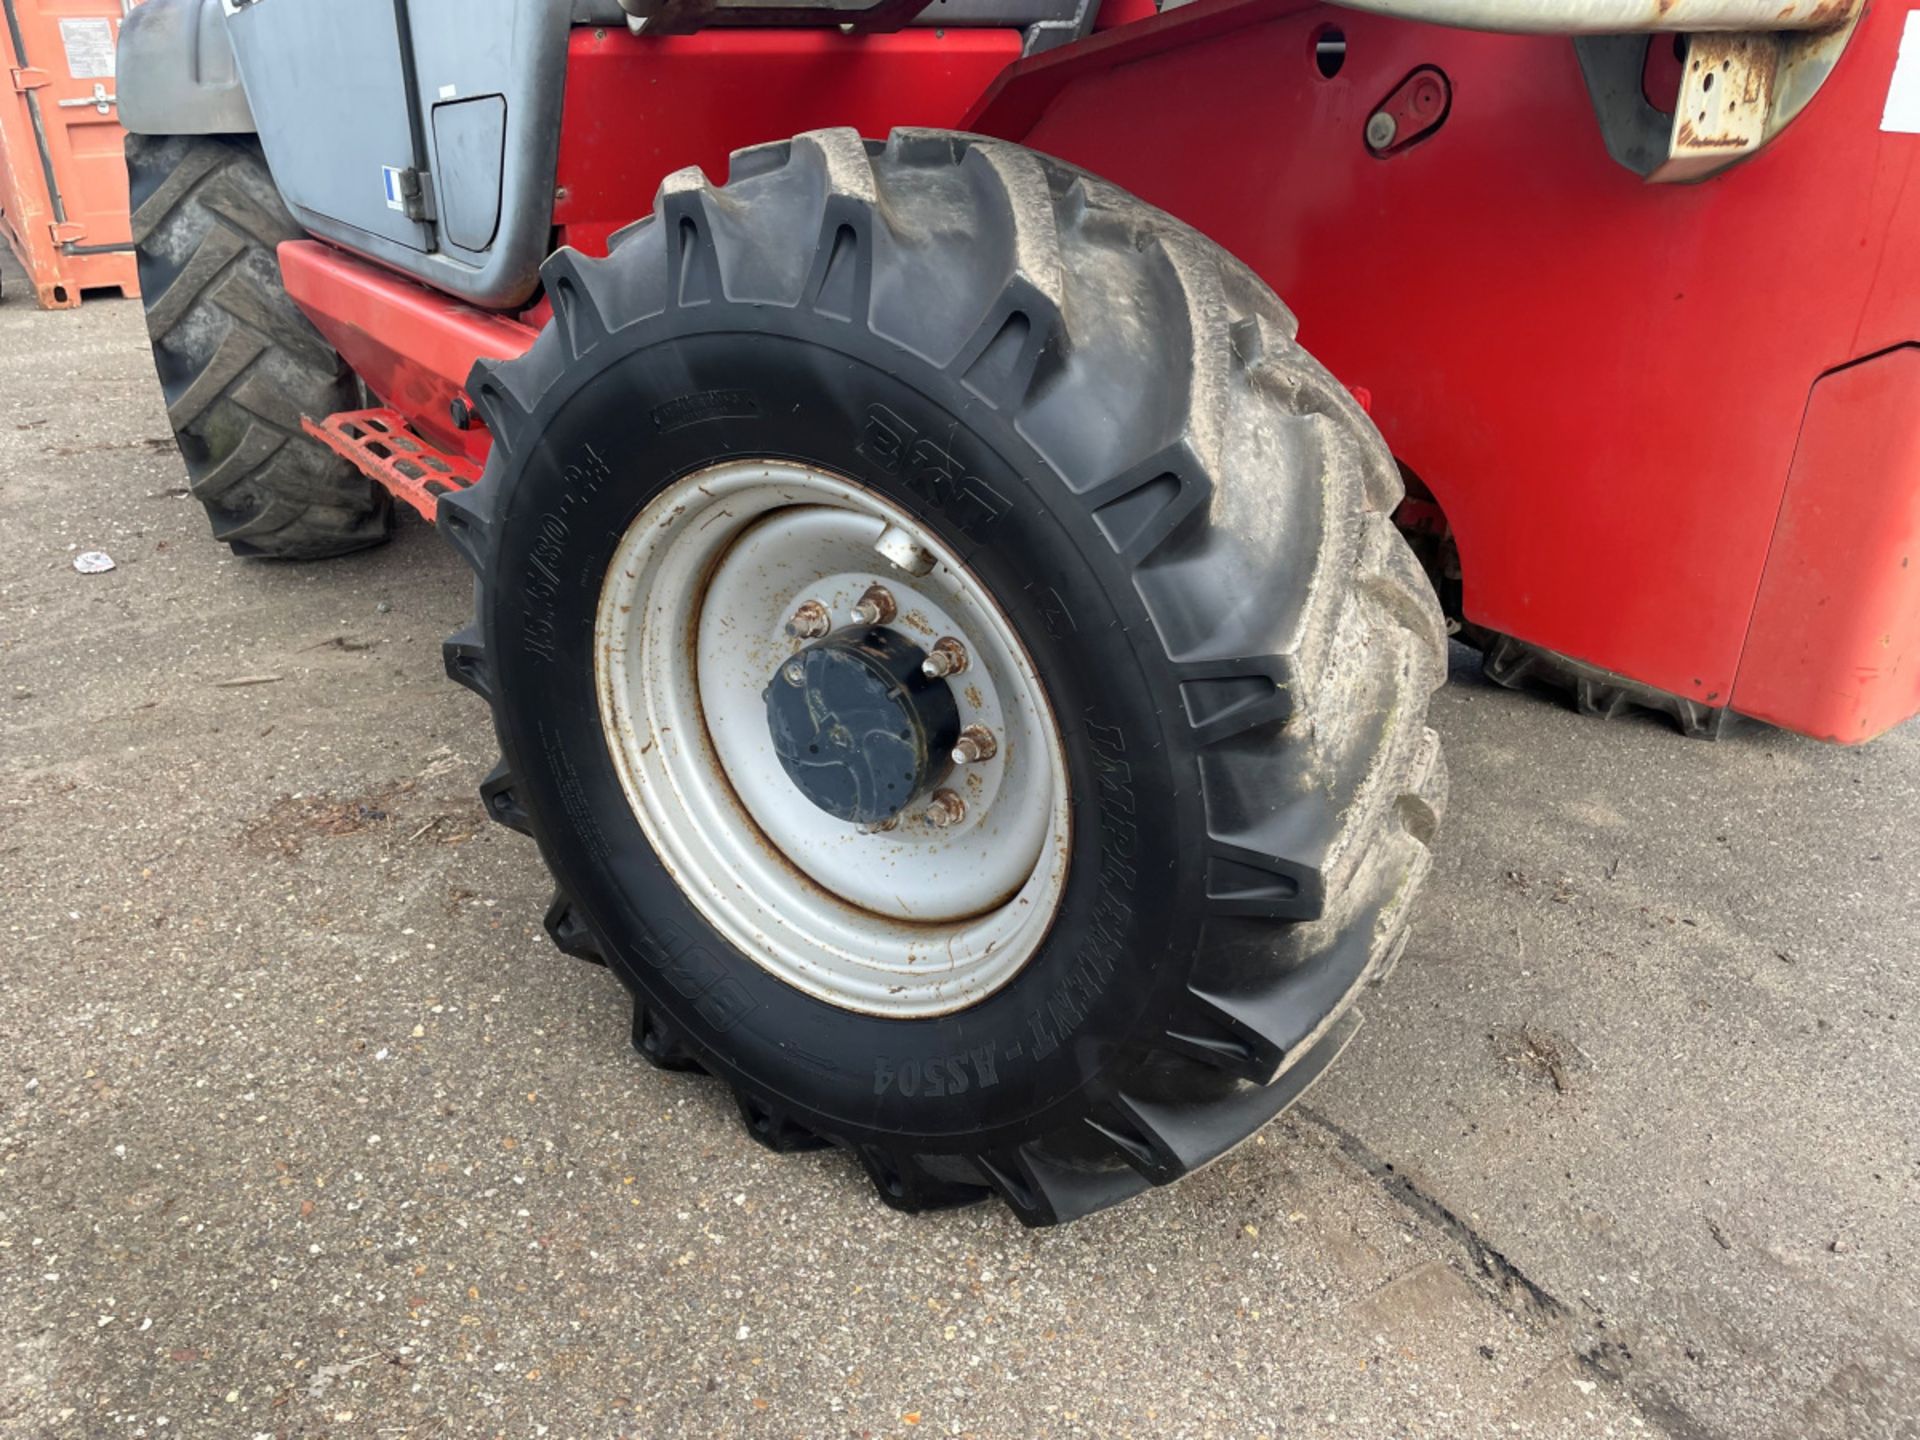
[280,240,538,463]
[966,0,1920,740]
[553,27,1023,256]
[284,3,1920,742]
[1735,345,1920,740]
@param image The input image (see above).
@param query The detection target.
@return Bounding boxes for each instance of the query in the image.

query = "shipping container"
[0,0,137,308]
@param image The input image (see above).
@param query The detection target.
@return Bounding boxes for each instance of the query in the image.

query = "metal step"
[301,408,480,522]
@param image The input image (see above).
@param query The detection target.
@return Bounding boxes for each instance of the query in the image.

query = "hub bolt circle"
[924,789,967,829]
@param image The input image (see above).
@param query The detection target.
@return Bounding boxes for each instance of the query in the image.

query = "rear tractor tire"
[444,129,1449,1224]
[127,134,391,559]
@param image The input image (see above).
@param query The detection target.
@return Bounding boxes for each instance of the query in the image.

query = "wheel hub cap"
[764,629,960,826]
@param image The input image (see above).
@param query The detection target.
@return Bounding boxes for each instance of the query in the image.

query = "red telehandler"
[117,0,1916,1222]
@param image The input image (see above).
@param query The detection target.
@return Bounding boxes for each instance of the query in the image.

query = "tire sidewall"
[484,308,1206,1150]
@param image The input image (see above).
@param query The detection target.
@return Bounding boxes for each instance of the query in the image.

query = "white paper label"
[1882,12,1920,133]
[382,166,408,212]
[58,17,115,80]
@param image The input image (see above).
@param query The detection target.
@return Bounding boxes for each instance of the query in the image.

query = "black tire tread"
[127,133,389,560]
[448,128,1448,1224]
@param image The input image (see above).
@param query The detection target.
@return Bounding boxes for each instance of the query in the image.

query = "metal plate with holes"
[300,409,481,521]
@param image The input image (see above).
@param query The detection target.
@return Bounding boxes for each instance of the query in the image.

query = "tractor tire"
[126,134,391,559]
[443,129,1448,1225]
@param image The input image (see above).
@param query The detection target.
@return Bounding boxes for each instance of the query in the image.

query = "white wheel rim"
[594,459,1071,1019]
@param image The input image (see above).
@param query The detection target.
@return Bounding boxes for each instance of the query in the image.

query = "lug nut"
[781,660,808,687]
[848,583,897,628]
[921,637,969,680]
[785,600,831,640]
[951,725,998,765]
[861,815,900,835]
[923,789,967,829]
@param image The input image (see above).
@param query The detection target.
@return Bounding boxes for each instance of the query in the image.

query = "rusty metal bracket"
[1662,33,1775,182]
[300,408,480,522]
[1576,11,1861,183]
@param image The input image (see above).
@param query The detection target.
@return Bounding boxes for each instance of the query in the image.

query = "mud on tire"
[444,129,1449,1225]
[127,134,390,559]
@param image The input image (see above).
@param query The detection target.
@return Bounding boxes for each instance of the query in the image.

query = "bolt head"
[921,637,968,680]
[781,660,807,687]
[951,724,998,765]
[785,600,832,641]
[849,583,897,629]
[924,790,966,829]
[1366,111,1398,150]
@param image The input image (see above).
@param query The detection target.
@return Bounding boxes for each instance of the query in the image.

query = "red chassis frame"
[282,0,1920,743]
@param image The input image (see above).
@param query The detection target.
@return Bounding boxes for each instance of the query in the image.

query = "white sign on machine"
[1882,10,1920,132]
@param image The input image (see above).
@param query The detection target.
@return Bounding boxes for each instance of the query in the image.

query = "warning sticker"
[1883,11,1920,133]
[58,17,115,80]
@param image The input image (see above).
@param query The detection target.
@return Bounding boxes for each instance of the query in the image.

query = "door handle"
[57,83,115,115]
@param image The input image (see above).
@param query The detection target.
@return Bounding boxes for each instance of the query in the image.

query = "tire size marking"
[651,389,761,434]
[1027,717,1137,1062]
[1029,583,1078,640]
[857,403,1007,536]
[522,442,612,663]
[873,1043,1002,1098]
[632,915,760,1034]
[539,722,612,865]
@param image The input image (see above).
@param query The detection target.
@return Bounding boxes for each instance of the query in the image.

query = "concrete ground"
[0,256,1913,1440]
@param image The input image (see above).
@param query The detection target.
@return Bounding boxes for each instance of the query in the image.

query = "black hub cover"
[763,628,960,825]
